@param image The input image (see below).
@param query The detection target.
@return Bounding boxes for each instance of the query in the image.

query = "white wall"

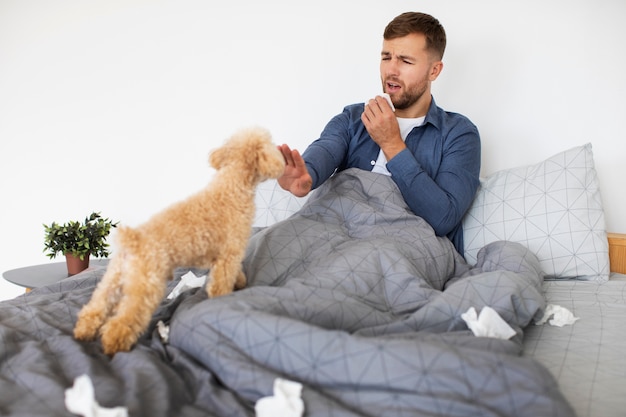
[1,0,624,300]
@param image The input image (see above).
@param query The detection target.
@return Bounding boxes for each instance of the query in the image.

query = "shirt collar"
[423,96,441,130]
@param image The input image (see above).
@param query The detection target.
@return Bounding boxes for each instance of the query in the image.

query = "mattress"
[523,273,626,417]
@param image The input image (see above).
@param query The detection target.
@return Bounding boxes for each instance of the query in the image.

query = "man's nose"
[382,59,399,77]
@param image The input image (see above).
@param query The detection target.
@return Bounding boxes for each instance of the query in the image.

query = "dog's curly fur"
[73,127,285,355]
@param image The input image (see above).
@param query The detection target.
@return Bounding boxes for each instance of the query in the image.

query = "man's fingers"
[279,144,296,166]
[291,148,305,168]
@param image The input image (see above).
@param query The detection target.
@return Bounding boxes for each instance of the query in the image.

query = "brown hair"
[383,12,446,60]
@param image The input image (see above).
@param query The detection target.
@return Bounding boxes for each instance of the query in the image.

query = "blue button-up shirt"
[302,97,481,254]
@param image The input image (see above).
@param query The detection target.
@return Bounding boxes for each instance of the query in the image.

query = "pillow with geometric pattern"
[462,143,609,281]
[253,179,309,228]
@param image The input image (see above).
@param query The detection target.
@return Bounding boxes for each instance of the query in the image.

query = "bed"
[1,143,624,417]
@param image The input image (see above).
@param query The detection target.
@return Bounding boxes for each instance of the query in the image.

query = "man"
[277,12,480,254]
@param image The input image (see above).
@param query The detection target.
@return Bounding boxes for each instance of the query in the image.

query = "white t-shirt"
[371,116,426,176]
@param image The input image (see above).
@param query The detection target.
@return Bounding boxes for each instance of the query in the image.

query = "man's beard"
[386,80,428,111]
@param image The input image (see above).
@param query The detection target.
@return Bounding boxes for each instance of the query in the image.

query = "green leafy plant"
[43,212,118,260]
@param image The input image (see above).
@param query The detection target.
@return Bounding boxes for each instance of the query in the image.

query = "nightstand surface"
[3,259,109,289]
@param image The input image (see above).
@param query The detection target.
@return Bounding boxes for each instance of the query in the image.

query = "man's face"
[380,33,442,113]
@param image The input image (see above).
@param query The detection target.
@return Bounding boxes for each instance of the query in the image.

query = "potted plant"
[43,212,118,275]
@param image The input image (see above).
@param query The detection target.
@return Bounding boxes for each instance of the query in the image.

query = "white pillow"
[253,180,309,227]
[462,143,609,281]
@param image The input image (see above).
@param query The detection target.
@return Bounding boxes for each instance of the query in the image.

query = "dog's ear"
[208,146,228,170]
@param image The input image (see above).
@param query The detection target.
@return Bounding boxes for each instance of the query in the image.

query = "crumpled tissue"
[367,93,395,111]
[255,378,304,417]
[461,306,516,340]
[166,271,206,300]
[535,304,579,327]
[65,374,128,417]
[156,320,170,343]
[380,93,395,111]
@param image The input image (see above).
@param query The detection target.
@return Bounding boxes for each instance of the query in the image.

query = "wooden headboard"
[608,233,626,274]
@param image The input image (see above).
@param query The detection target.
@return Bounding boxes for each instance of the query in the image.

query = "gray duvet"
[0,168,574,416]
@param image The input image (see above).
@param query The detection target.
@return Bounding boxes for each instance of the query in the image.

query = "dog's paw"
[234,271,247,290]
[73,318,99,341]
[207,282,234,298]
[100,321,138,355]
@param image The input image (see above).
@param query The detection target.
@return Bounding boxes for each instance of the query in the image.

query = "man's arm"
[277,111,352,196]
[387,126,481,237]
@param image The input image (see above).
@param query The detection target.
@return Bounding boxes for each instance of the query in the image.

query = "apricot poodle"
[74,127,285,355]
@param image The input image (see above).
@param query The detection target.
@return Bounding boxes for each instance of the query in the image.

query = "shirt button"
[370,160,376,165]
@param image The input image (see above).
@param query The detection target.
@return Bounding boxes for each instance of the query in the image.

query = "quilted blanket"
[0,168,574,416]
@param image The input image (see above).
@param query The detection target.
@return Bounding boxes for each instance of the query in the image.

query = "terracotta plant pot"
[65,253,90,276]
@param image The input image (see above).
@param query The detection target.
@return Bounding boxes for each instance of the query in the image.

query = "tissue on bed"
[255,378,304,417]
[461,306,516,340]
[167,271,206,299]
[65,374,128,417]
[535,304,579,327]
[157,320,170,343]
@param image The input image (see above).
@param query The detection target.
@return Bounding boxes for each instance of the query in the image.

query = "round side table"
[3,259,109,291]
